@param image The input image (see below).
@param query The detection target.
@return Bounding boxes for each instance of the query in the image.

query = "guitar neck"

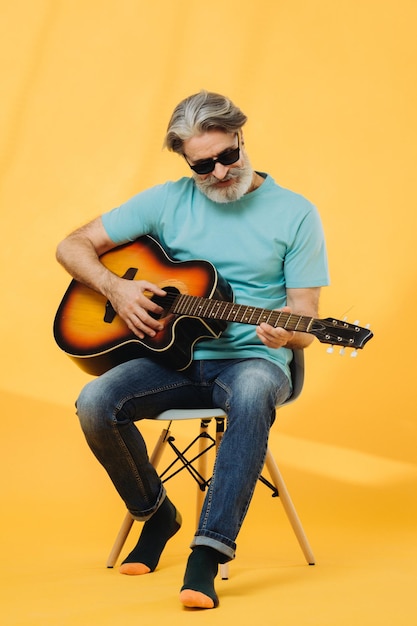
[172,294,313,333]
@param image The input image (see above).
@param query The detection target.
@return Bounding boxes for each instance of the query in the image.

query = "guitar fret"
[251,309,262,324]
[265,310,274,325]
[188,296,201,316]
[217,300,227,318]
[271,310,285,327]
[227,304,240,322]
[294,315,303,330]
[173,293,188,314]
[216,300,231,319]
[206,299,220,318]
[247,309,256,324]
[236,307,247,323]
[237,306,250,323]
[201,299,213,318]
[194,297,207,317]
[247,307,255,323]
[256,310,270,324]
[207,297,218,315]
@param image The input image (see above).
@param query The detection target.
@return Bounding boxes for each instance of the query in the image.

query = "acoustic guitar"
[54,235,373,375]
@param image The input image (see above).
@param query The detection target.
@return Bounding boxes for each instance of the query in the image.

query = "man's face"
[183,131,253,203]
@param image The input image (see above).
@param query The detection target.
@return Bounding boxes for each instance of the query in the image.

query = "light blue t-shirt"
[102,174,329,380]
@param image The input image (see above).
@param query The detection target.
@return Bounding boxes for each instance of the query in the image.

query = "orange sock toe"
[179,589,215,609]
[119,562,151,576]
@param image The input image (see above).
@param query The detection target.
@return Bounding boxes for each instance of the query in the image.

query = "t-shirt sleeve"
[101,184,168,243]
[284,204,330,288]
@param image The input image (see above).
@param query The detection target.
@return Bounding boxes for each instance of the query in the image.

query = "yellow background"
[1,1,416,624]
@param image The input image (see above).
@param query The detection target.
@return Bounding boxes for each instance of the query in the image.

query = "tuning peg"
[351,350,358,358]
[354,320,360,325]
[327,346,334,354]
[339,347,345,356]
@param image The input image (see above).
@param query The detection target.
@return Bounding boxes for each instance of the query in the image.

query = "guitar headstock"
[310,317,373,356]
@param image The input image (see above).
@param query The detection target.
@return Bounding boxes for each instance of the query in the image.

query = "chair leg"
[264,447,315,565]
[106,427,171,568]
[106,511,135,568]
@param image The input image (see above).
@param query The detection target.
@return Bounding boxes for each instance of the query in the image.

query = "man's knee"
[75,378,113,434]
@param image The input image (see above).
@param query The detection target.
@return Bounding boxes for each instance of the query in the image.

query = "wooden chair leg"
[106,427,171,568]
[106,511,135,568]
[264,447,315,565]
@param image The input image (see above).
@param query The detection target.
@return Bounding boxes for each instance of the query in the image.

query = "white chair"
[106,350,315,578]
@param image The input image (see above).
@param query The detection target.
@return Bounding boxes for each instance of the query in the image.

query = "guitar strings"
[152,291,303,329]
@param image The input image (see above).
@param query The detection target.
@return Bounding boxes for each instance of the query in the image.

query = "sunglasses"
[185,134,240,175]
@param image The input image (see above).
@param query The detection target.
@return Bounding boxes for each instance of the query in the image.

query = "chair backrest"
[286,349,304,406]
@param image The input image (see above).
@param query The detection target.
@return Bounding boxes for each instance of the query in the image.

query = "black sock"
[120,498,182,573]
[180,546,221,608]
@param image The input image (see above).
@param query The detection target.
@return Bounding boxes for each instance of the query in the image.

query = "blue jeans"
[76,357,291,562]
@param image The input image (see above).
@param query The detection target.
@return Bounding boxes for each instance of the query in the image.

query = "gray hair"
[164,90,248,154]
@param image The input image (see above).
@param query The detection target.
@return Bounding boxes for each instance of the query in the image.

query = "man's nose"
[212,162,229,179]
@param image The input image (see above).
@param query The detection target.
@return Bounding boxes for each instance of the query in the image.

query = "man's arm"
[56,217,166,338]
[256,287,321,350]
[56,217,120,289]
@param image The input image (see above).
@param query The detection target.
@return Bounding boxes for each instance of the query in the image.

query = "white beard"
[193,153,254,203]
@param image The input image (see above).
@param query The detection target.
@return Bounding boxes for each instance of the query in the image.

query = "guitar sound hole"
[150,286,180,320]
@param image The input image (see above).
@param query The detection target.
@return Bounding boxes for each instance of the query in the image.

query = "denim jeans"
[76,357,291,562]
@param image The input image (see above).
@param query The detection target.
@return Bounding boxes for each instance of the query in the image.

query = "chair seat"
[154,408,226,421]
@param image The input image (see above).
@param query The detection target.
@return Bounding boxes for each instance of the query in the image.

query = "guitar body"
[54,236,233,374]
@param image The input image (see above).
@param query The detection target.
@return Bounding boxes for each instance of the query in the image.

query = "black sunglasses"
[185,134,240,175]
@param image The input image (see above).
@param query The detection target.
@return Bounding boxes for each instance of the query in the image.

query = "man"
[56,90,329,609]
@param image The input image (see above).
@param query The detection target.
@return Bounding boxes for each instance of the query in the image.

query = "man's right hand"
[105,276,167,339]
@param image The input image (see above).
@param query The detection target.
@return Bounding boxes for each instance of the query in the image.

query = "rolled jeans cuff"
[129,484,167,522]
[191,530,236,563]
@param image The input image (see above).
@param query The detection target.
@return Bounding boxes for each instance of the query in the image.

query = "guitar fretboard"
[171,294,314,333]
